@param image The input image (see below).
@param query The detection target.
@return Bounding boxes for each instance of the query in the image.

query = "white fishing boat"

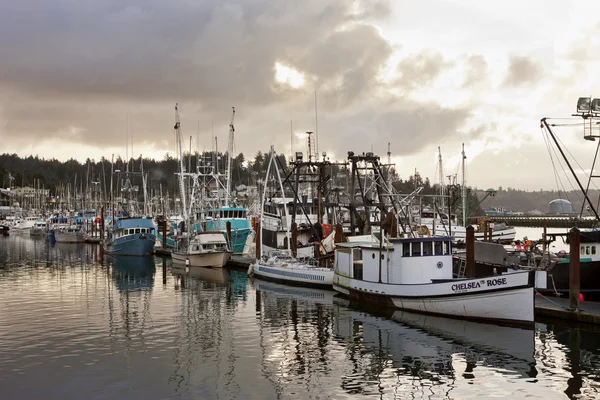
[250,250,334,288]
[248,147,335,288]
[29,219,47,237]
[333,234,534,325]
[171,232,233,268]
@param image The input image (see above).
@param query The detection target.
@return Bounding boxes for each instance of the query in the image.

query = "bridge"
[473,216,597,228]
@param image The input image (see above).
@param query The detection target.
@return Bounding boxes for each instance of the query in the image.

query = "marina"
[0,234,599,399]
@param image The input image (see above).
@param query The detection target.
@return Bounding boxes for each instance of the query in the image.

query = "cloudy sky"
[1,0,600,190]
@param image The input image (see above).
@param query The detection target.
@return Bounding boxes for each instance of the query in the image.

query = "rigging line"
[541,127,574,206]
[548,132,578,206]
[553,130,600,194]
[580,136,600,216]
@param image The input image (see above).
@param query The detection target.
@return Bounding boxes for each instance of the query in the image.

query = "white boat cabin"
[189,232,230,253]
[335,236,453,284]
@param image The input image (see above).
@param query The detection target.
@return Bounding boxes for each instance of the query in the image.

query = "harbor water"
[1,234,599,399]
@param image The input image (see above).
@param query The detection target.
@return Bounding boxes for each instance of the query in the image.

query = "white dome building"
[548,199,575,215]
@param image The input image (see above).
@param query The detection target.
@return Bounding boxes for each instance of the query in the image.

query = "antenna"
[314,91,319,158]
[307,131,313,162]
[126,113,129,163]
[387,142,391,165]
[290,110,293,160]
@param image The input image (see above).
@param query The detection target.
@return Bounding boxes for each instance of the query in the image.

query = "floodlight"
[591,98,600,113]
[577,97,591,113]
[295,152,303,161]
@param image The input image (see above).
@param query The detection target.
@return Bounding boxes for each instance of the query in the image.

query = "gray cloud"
[462,55,488,88]
[502,55,541,87]
[395,51,452,92]
[0,0,472,163]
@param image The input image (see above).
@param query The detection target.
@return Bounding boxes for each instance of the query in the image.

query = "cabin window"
[593,246,597,255]
[444,241,450,255]
[581,246,585,254]
[372,253,376,259]
[192,245,199,251]
[402,243,410,257]
[135,228,140,234]
[586,246,590,255]
[434,241,442,255]
[412,242,421,257]
[423,242,432,256]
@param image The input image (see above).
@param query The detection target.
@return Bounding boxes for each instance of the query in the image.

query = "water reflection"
[2,235,600,399]
[104,254,156,292]
[171,265,231,285]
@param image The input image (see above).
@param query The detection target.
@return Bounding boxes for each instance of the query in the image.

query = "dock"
[535,294,600,325]
[227,255,254,269]
[486,216,595,228]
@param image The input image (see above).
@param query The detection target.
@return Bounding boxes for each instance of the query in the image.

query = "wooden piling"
[226,221,232,247]
[255,220,261,259]
[100,207,105,240]
[162,219,167,250]
[466,225,475,278]
[570,226,581,311]
[291,222,298,258]
[488,226,493,242]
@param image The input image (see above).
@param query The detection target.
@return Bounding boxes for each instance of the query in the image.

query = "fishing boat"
[171,231,233,268]
[0,224,9,236]
[54,224,86,243]
[332,150,534,325]
[249,148,335,288]
[418,146,516,244]
[29,219,48,237]
[104,216,157,256]
[250,250,334,288]
[332,233,535,325]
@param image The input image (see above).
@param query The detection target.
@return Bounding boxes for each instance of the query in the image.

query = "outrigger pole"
[541,117,600,221]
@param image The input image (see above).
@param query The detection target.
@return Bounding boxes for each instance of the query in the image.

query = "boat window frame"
[411,242,421,257]
[434,241,443,255]
[423,242,433,256]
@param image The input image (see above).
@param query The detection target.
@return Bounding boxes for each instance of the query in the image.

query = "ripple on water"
[1,236,600,399]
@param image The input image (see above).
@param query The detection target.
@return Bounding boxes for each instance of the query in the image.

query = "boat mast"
[461,143,467,226]
[174,103,189,223]
[225,107,235,207]
[438,146,445,210]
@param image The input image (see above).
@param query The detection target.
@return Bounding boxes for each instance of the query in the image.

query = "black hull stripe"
[342,284,533,299]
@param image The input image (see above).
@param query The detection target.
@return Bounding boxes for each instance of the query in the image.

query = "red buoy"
[579,293,584,301]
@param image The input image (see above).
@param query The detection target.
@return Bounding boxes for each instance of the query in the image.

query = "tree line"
[0,151,482,214]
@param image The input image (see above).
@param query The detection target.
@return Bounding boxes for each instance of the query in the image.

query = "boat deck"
[535,294,600,325]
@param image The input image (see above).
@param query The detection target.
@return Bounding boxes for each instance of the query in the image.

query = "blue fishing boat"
[194,207,254,255]
[104,215,157,256]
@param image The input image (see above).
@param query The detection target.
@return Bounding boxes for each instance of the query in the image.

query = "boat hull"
[55,232,86,243]
[104,233,157,256]
[252,263,334,288]
[333,271,535,325]
[171,250,232,268]
[538,259,600,301]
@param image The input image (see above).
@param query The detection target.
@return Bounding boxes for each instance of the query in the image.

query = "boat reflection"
[253,277,537,398]
[333,304,537,396]
[105,255,156,292]
[254,277,335,305]
[171,265,231,285]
